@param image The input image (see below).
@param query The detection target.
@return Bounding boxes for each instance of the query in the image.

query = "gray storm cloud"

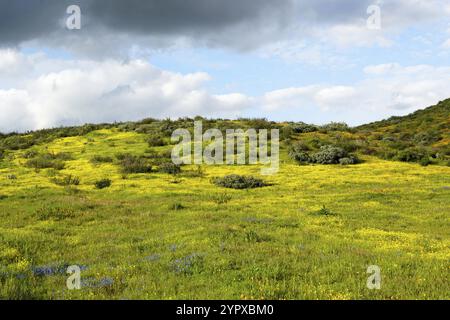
[0,0,386,53]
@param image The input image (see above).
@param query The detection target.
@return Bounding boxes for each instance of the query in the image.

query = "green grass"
[0,128,449,300]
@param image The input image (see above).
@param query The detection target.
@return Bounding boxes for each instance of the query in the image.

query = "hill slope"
[356,98,450,163]
[0,101,449,299]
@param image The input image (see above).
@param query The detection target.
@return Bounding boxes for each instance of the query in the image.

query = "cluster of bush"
[118,154,153,174]
[147,135,167,147]
[0,124,109,151]
[212,174,268,189]
[90,155,113,164]
[380,147,433,166]
[289,143,360,165]
[287,122,351,135]
[25,152,73,170]
[95,178,112,189]
[115,152,181,175]
[51,174,80,186]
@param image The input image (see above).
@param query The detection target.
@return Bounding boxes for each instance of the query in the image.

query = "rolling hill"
[0,100,449,299]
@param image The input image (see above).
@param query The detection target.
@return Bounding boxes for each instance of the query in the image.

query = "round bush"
[212,175,267,189]
[291,151,311,163]
[95,179,112,189]
[311,145,348,164]
[120,155,152,174]
[339,156,359,165]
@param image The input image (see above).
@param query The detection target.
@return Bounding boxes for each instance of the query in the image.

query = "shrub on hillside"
[292,122,318,133]
[158,162,181,175]
[395,148,428,163]
[339,156,359,165]
[94,179,112,189]
[0,135,34,150]
[24,152,73,168]
[90,155,113,164]
[26,156,65,170]
[280,125,295,141]
[419,157,432,166]
[311,145,349,164]
[23,150,39,159]
[212,175,268,189]
[147,135,166,147]
[52,174,80,186]
[319,122,350,132]
[119,155,152,173]
[144,149,172,159]
[291,151,311,164]
[288,141,311,163]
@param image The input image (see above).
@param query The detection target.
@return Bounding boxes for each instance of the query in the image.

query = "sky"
[1,0,450,133]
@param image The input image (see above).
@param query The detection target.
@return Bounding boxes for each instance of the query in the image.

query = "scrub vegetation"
[0,100,449,299]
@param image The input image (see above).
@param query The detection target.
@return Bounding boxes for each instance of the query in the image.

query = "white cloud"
[1,49,450,132]
[0,50,252,132]
[363,63,401,75]
[322,24,393,48]
[261,63,450,124]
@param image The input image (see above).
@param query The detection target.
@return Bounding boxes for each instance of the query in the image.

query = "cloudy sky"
[1,0,450,132]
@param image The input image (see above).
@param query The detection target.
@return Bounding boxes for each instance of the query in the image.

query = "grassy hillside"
[0,103,449,299]
[357,98,450,164]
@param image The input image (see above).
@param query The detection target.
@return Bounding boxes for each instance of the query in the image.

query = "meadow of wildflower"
[0,120,449,299]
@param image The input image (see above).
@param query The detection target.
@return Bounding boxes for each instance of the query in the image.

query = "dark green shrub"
[144,149,172,159]
[292,122,317,133]
[169,203,185,210]
[115,153,130,161]
[26,157,65,170]
[291,151,311,164]
[413,131,441,145]
[212,175,267,189]
[119,155,152,174]
[91,155,113,164]
[336,140,359,153]
[158,162,181,175]
[147,135,166,147]
[48,152,73,161]
[311,145,348,164]
[0,135,34,150]
[395,148,428,163]
[288,142,311,163]
[95,179,112,189]
[419,157,431,166]
[280,125,294,140]
[320,122,350,132]
[52,174,80,186]
[312,205,336,216]
[339,156,360,165]
[23,150,39,159]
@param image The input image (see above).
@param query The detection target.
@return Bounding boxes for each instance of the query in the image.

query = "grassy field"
[0,128,449,299]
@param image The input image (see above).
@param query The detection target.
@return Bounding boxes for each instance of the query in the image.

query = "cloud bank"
[1,49,450,132]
